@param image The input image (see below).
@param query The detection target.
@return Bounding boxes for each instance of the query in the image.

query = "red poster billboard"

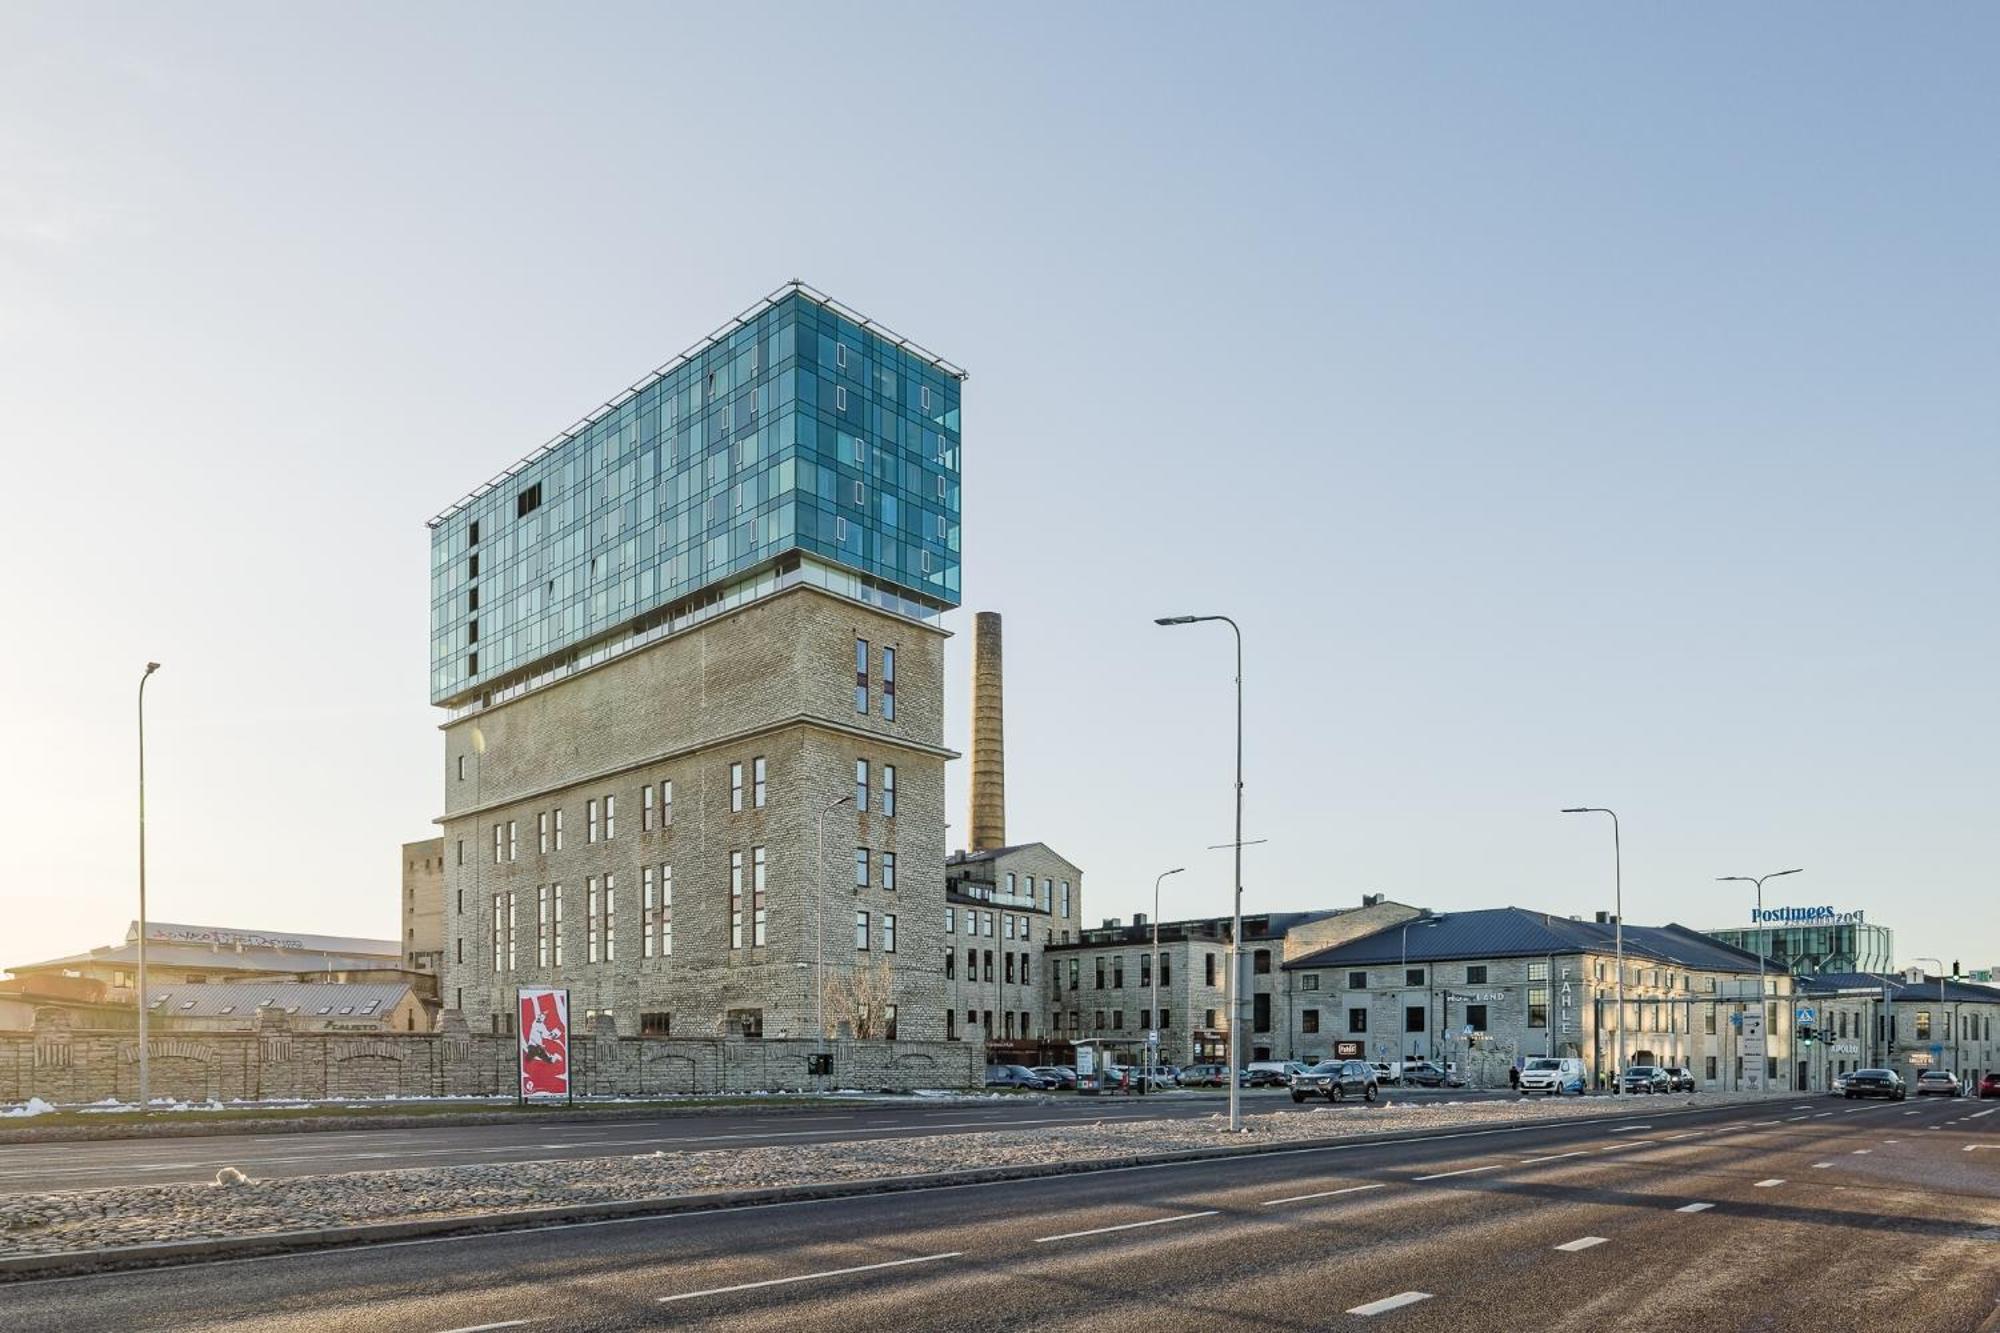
[517,987,570,1101]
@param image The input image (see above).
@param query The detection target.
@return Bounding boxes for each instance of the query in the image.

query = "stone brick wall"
[0,1009,978,1104]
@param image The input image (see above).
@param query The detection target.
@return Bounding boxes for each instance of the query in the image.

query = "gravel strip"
[0,1092,1778,1256]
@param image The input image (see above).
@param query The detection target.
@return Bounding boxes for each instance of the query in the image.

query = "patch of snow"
[1,1097,58,1118]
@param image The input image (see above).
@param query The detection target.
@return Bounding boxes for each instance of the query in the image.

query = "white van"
[1518,1057,1587,1095]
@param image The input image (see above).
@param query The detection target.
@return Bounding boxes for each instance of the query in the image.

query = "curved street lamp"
[1561,807,1623,1090]
[1717,868,1802,1092]
[137,662,161,1112]
[1147,867,1185,1094]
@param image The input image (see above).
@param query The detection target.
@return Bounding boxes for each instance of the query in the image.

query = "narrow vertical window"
[883,851,896,890]
[730,762,745,812]
[836,385,847,411]
[553,808,564,850]
[604,794,615,839]
[491,894,502,973]
[643,784,656,832]
[752,846,768,946]
[603,873,615,962]
[586,799,599,844]
[836,342,848,370]
[507,821,517,862]
[882,913,897,954]
[552,884,563,966]
[729,851,744,949]
[855,847,870,887]
[854,639,869,713]
[493,824,503,865]
[642,866,657,959]
[661,779,673,827]
[537,812,548,855]
[537,886,549,967]
[752,756,767,808]
[587,877,600,963]
[660,865,674,956]
[881,647,895,720]
[506,892,517,971]
[882,765,896,818]
[855,909,870,950]
[855,758,869,810]
[457,754,466,781]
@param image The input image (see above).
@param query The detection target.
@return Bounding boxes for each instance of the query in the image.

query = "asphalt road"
[7,1094,1997,1331]
[0,1087,1510,1194]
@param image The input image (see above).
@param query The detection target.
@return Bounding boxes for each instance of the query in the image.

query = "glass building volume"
[427,284,964,707]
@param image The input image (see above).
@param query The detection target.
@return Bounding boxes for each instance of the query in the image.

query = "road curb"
[0,1099,1733,1281]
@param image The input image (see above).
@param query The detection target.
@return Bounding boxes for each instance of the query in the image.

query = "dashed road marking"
[1754,1178,1785,1188]
[1608,1125,1653,1133]
[1676,1202,1714,1213]
[1034,1211,1218,1243]
[1521,1152,1588,1165]
[1413,1163,1505,1181]
[1348,1292,1433,1316]
[1555,1236,1609,1252]
[1852,1149,1871,1155]
[1811,1162,1832,1169]
[659,1252,962,1302]
[435,1323,530,1333]
[1261,1183,1386,1206]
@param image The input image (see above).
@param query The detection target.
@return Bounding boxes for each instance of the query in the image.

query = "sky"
[1,5,1994,978]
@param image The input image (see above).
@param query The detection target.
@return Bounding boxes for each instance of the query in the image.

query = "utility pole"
[136,662,161,1111]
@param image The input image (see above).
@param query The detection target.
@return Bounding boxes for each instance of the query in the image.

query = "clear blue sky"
[2,5,1993,976]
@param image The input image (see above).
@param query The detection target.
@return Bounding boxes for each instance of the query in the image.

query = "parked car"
[1620,1065,1671,1094]
[1290,1059,1379,1104]
[1244,1061,1295,1087]
[1369,1061,1400,1086]
[1830,1070,1853,1096]
[1104,1065,1176,1092]
[1661,1065,1696,1093]
[1400,1060,1462,1088]
[1980,1072,2000,1100]
[1843,1068,1906,1100]
[985,1065,1050,1090]
[1518,1056,1587,1095]
[1030,1066,1077,1090]
[1178,1063,1230,1087]
[1916,1069,1962,1097]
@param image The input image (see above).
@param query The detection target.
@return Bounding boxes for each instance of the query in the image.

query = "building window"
[855,910,870,951]
[603,873,615,961]
[730,762,744,812]
[493,824,503,865]
[1915,1010,1931,1040]
[882,851,896,890]
[457,754,466,781]
[516,482,541,518]
[753,756,767,808]
[881,646,896,720]
[1006,871,1016,896]
[1061,881,1072,917]
[882,913,897,954]
[1348,971,1368,990]
[855,759,869,810]
[729,852,744,949]
[881,764,895,817]
[1299,973,1320,992]
[1528,987,1549,1028]
[1302,1009,1320,1034]
[945,906,955,934]
[1254,948,1272,975]
[945,949,956,980]
[586,877,601,963]
[641,1012,671,1037]
[1253,994,1271,1032]
[1160,1009,1172,1030]
[642,867,657,959]
[751,846,767,946]
[587,799,599,843]
[661,866,673,956]
[1095,958,1106,990]
[643,785,655,831]
[1205,953,1217,986]
[1405,967,1425,986]
[854,638,869,712]
[1160,953,1171,986]
[660,780,672,827]
[537,812,549,854]
[1705,1055,1718,1081]
[855,847,870,887]
[1139,953,1152,987]
[537,886,550,967]
[1004,914,1015,941]
[1348,1007,1367,1033]
[506,892,517,971]
[1465,1004,1488,1031]
[1404,1005,1425,1033]
[1528,961,1550,982]
[553,808,564,850]
[604,794,615,839]
[507,821,517,861]
[1466,965,1488,985]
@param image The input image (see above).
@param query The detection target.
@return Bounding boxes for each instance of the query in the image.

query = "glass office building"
[1706,920,1895,975]
[427,284,964,708]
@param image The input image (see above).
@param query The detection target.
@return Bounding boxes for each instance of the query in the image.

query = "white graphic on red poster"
[518,987,570,1099]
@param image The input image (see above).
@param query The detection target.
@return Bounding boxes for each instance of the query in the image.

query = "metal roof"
[1284,907,1778,973]
[143,982,414,1018]
[11,942,409,977]
[1799,972,2000,1006]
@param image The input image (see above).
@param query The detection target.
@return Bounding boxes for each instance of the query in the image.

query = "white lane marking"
[1412,1163,1505,1181]
[1034,1210,1218,1243]
[1972,1109,1995,1119]
[1793,1105,1811,1110]
[1676,1202,1714,1213]
[1554,1236,1609,1252]
[1905,1110,1921,1115]
[658,1251,961,1302]
[1262,1183,1387,1206]
[1754,1178,1785,1187]
[1607,1125,1652,1133]
[1851,1149,1871,1155]
[1811,1162,1832,1169]
[1966,1145,1999,1153]
[1785,1116,1809,1122]
[1662,1133,1698,1141]
[1813,1112,1833,1118]
[436,1323,530,1333]
[1347,1292,1432,1316]
[1599,1140,1657,1152]
[1752,1120,1782,1126]
[1521,1151,1588,1164]
[1884,1140,1900,1145]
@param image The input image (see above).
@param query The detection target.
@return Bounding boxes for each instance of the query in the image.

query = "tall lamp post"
[1717,868,1802,1091]
[136,662,161,1111]
[1148,867,1185,1094]
[1400,915,1438,1064]
[1561,807,1623,1092]
[1155,613,1244,1131]
[1911,956,1948,1079]
[814,793,854,1071]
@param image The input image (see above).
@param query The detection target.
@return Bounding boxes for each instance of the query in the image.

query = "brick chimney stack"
[969,611,1006,850]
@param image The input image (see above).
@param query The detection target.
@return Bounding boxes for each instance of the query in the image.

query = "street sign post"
[1742,1008,1767,1092]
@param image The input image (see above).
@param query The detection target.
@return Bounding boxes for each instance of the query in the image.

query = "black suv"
[1620,1065,1671,1094]
[1661,1066,1696,1092]
[1844,1068,1906,1101]
[1290,1059,1379,1104]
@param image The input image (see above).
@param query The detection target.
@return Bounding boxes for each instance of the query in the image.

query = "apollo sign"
[1749,905,1864,927]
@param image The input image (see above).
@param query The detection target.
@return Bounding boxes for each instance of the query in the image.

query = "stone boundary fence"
[1,1008,980,1105]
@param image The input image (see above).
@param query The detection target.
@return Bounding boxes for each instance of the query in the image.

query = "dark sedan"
[1661,1065,1696,1092]
[1844,1068,1906,1100]
[1290,1059,1379,1104]
[1621,1065,1671,1094]
[1981,1072,2000,1100]
[984,1065,1050,1091]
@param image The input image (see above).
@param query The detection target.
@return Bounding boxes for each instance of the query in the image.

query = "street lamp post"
[137,662,161,1111]
[1155,614,1244,1131]
[1400,915,1438,1064]
[814,793,854,1075]
[1717,868,1802,1092]
[1148,867,1185,1095]
[1912,957,1949,1080]
[1561,808,1623,1092]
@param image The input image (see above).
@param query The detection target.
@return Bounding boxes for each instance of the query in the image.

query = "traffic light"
[1799,1024,1816,1046]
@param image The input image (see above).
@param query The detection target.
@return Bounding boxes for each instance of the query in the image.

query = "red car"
[1980,1072,2000,1099]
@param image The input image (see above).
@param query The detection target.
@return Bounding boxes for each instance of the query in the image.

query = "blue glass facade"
[428,287,963,705]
